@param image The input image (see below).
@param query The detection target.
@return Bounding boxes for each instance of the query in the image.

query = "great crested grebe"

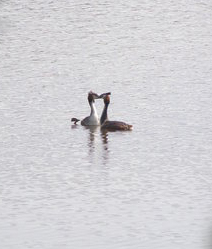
[100,94,133,131]
[71,91,100,126]
[71,91,111,126]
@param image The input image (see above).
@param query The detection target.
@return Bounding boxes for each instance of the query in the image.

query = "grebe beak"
[98,92,111,99]
[92,93,100,99]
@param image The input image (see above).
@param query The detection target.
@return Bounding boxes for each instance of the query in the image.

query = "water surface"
[0,1,212,248]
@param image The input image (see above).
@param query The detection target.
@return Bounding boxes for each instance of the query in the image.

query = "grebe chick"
[71,118,80,124]
[71,91,100,126]
[100,94,133,131]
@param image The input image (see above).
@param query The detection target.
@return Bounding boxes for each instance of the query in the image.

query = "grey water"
[0,1,212,248]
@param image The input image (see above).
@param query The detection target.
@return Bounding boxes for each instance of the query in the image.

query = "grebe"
[71,91,100,126]
[71,91,111,126]
[100,94,133,131]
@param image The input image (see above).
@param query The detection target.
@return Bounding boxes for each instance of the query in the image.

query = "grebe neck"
[100,103,109,125]
[90,101,98,117]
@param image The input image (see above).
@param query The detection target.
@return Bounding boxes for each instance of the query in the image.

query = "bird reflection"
[100,129,109,164]
[84,126,98,150]
[71,124,80,129]
[84,126,109,164]
[101,129,109,149]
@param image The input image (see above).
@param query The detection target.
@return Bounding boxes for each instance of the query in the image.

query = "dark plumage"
[71,118,80,124]
[100,94,133,131]
[101,120,133,131]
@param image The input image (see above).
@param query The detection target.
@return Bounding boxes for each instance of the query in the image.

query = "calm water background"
[0,1,212,248]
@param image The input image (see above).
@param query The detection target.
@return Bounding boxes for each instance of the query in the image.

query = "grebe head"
[104,94,110,104]
[88,91,99,103]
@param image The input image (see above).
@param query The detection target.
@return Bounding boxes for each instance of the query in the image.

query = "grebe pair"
[71,91,132,131]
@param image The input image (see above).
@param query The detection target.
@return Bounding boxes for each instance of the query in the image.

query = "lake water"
[0,1,212,248]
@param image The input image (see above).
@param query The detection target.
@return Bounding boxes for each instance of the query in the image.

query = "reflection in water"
[100,129,109,164]
[84,126,98,150]
[101,129,109,149]
[71,124,80,130]
[83,126,110,165]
